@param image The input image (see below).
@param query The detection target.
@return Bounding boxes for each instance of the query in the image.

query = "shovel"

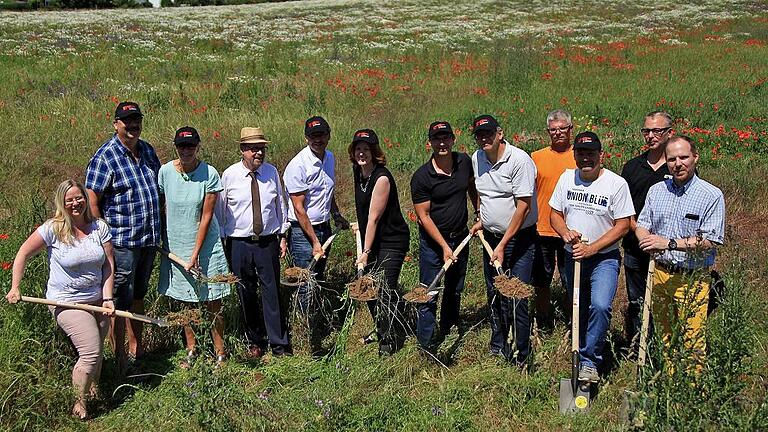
[156,246,204,280]
[477,230,503,276]
[20,295,169,327]
[404,232,473,303]
[559,238,592,414]
[281,228,341,287]
[352,222,365,281]
[620,257,656,422]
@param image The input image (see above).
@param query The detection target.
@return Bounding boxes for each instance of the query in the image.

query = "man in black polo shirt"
[410,121,477,351]
[620,110,673,356]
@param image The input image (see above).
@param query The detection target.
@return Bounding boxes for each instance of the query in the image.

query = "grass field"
[0,1,767,430]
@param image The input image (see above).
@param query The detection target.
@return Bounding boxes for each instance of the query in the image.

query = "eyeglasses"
[241,144,266,153]
[175,143,198,149]
[546,125,572,134]
[641,127,671,135]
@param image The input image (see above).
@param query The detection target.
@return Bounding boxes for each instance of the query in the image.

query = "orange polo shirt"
[531,146,577,237]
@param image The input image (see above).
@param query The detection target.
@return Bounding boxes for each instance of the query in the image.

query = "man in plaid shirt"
[85,102,161,372]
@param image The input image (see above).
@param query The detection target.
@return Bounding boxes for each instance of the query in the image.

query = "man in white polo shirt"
[469,114,538,365]
[284,116,349,314]
[217,127,291,358]
[549,131,634,383]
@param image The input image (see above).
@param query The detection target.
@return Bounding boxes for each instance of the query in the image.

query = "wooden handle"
[476,231,502,272]
[351,222,364,272]
[442,233,473,271]
[572,259,581,353]
[312,232,338,261]
[20,295,168,327]
[156,246,204,279]
[638,258,655,367]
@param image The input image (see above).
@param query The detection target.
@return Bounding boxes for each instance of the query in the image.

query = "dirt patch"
[204,273,241,284]
[283,266,311,284]
[403,286,432,303]
[347,275,377,301]
[494,275,533,299]
[166,309,202,326]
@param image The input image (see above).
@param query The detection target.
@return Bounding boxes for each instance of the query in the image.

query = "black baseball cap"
[174,126,200,146]
[352,128,379,145]
[305,116,331,136]
[573,131,602,151]
[471,115,499,134]
[428,121,454,138]
[114,101,143,120]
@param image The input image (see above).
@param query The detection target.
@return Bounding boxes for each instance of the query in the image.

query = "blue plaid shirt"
[85,135,162,248]
[637,174,725,269]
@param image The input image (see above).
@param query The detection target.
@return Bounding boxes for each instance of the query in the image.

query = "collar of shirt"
[237,160,264,178]
[110,134,148,157]
[427,151,462,177]
[478,140,514,169]
[668,174,699,196]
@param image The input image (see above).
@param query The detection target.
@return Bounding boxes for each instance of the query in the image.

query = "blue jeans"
[415,229,469,350]
[563,249,621,369]
[113,246,156,311]
[482,226,536,363]
[288,221,332,313]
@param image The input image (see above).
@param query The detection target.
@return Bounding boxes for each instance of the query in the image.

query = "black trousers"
[228,237,289,351]
[364,249,407,348]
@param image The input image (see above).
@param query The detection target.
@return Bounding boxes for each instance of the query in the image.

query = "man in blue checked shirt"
[635,135,725,367]
[85,101,161,373]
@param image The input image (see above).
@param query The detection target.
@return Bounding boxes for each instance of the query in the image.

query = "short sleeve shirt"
[283,146,335,224]
[472,141,538,235]
[549,168,635,254]
[38,219,112,303]
[84,135,161,248]
[637,175,725,269]
[410,152,472,234]
[531,146,577,237]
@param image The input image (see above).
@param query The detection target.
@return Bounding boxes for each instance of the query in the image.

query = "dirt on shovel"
[284,266,311,285]
[494,275,534,299]
[347,276,378,301]
[403,286,432,303]
[166,309,203,326]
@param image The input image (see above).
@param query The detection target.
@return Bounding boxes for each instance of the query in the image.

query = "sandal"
[179,349,197,369]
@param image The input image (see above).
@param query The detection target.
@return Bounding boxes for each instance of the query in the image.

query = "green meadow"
[0,1,766,430]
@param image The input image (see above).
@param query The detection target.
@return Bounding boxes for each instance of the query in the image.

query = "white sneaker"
[578,364,600,383]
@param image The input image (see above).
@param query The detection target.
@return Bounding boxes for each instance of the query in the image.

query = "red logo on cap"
[179,131,193,138]
[579,136,593,143]
[124,105,137,111]
[432,123,447,130]
[475,118,489,127]
[308,120,321,128]
[355,131,370,138]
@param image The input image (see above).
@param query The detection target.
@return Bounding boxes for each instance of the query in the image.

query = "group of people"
[5,102,725,419]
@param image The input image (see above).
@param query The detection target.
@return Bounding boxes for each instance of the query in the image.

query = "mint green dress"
[158,161,230,302]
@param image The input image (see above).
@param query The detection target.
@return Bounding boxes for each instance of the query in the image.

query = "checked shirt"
[85,135,162,248]
[637,174,725,270]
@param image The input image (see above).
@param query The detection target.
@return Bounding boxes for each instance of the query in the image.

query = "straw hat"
[238,127,270,144]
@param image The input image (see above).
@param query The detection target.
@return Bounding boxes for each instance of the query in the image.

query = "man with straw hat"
[217,127,291,358]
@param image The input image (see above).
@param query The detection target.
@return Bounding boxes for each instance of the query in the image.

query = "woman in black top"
[348,128,410,355]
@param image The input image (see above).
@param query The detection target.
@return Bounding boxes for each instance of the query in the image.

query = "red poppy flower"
[0,233,8,240]
[1,262,11,271]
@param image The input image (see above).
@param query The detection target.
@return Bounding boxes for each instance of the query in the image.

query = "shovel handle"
[351,222,365,273]
[311,231,339,262]
[442,232,473,271]
[156,246,204,279]
[477,230,503,274]
[638,258,655,367]
[571,237,588,354]
[20,295,168,327]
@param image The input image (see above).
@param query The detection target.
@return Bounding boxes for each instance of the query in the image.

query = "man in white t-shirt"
[283,116,349,320]
[549,131,634,383]
[468,114,538,365]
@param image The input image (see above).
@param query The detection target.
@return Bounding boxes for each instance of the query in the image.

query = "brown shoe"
[245,346,264,359]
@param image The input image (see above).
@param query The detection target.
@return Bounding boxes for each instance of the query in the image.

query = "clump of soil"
[284,266,310,284]
[403,286,432,303]
[494,275,533,299]
[204,273,241,284]
[166,309,202,326]
[347,276,377,301]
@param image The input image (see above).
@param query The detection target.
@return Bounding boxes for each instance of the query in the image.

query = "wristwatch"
[667,238,678,251]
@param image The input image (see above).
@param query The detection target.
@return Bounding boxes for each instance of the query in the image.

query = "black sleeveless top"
[353,164,410,253]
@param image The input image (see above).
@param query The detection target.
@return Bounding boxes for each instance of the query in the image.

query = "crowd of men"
[87,102,725,379]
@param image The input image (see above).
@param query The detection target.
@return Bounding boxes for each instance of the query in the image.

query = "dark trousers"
[532,234,566,325]
[228,236,289,352]
[624,251,651,352]
[364,249,407,349]
[415,230,469,349]
[482,226,536,363]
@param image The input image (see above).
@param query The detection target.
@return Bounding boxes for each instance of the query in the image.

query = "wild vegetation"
[0,1,766,430]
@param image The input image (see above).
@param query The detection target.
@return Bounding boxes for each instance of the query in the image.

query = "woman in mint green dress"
[159,126,229,367]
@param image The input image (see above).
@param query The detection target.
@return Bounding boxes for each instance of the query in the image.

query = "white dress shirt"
[283,146,336,224]
[216,160,289,238]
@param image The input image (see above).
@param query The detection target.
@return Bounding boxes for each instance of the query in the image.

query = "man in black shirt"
[620,111,673,356]
[411,121,477,351]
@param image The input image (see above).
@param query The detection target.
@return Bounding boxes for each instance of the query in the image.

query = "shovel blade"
[559,378,591,414]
